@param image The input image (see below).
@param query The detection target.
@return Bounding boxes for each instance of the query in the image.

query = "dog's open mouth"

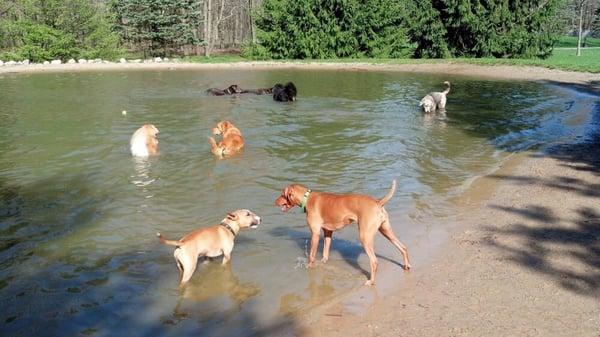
[250,224,258,229]
[279,203,292,212]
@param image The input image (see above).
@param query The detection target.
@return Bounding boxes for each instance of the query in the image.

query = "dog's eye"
[246,212,251,216]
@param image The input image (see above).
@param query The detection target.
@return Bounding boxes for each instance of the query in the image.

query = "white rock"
[0,60,4,66]
[154,57,162,63]
[22,59,30,65]
[43,61,50,65]
[78,59,87,64]
[6,60,17,66]
[93,58,102,63]
[131,59,141,63]
[16,61,22,65]
[51,59,62,65]
[119,58,126,63]
[67,58,76,64]
[163,57,169,62]
[122,110,127,115]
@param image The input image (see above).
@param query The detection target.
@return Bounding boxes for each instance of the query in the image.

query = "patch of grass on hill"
[555,36,600,48]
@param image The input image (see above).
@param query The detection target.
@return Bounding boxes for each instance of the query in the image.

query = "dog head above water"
[130,124,159,157]
[223,209,261,229]
[275,184,308,212]
[273,82,297,102]
[212,120,235,135]
[225,85,243,94]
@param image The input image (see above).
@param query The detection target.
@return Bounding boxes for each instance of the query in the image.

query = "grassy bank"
[181,48,600,73]
[555,35,600,48]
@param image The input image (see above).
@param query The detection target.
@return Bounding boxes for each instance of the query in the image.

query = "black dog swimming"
[206,84,243,96]
[272,82,297,102]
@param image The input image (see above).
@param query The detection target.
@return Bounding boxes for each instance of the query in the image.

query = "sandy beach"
[1,61,599,86]
[2,61,598,336]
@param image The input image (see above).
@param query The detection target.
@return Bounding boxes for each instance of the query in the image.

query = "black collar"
[220,222,236,236]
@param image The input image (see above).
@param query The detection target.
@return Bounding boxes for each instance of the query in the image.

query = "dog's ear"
[284,186,292,201]
[227,212,239,221]
[221,121,231,130]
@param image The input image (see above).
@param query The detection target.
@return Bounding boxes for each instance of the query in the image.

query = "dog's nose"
[255,216,261,224]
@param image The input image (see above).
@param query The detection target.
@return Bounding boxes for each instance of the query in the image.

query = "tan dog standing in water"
[208,120,244,158]
[130,124,159,157]
[275,180,410,286]
[157,209,261,287]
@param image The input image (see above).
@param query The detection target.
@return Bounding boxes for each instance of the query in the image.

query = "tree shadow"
[482,205,599,298]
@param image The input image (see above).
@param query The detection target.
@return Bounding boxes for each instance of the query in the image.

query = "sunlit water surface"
[0,69,597,336]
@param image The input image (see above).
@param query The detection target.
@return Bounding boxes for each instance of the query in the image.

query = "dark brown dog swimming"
[206,84,243,96]
[241,87,273,95]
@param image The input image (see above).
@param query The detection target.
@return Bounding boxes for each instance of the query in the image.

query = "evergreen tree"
[253,0,415,59]
[110,0,202,57]
[0,0,121,61]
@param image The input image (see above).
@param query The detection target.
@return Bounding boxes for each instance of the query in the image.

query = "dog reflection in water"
[168,263,260,324]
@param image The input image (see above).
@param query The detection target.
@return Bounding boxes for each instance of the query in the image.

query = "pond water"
[0,68,597,336]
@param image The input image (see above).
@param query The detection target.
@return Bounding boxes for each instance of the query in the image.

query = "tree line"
[0,0,598,62]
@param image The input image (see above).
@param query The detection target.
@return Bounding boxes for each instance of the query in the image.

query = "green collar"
[300,189,312,213]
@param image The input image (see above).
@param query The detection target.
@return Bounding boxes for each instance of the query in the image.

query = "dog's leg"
[359,222,379,286]
[308,226,321,267]
[321,229,333,263]
[379,220,411,270]
[176,250,199,287]
[222,250,231,265]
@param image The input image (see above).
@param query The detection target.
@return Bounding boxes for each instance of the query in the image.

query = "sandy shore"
[0,61,599,88]
[305,142,600,335]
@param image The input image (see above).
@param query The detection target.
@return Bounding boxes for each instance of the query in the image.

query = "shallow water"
[0,69,597,336]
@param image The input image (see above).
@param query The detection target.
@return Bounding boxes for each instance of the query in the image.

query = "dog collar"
[220,222,236,236]
[300,189,312,213]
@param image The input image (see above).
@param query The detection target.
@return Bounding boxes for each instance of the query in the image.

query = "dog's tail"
[157,232,182,247]
[378,180,397,206]
[208,137,225,157]
[442,81,451,95]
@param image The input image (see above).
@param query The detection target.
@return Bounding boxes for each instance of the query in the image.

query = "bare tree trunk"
[577,0,586,56]
[205,0,212,56]
[249,0,256,43]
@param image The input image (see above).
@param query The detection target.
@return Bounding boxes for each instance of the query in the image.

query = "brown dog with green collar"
[275,180,410,286]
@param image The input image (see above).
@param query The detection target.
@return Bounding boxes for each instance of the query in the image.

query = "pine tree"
[111,0,202,57]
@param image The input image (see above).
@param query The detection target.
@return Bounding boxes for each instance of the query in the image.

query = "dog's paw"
[403,263,412,270]
[321,257,328,264]
[364,280,375,286]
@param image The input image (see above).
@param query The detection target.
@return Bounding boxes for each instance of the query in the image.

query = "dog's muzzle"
[250,216,261,228]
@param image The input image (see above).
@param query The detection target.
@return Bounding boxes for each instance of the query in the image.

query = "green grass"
[555,35,600,48]
[170,48,600,73]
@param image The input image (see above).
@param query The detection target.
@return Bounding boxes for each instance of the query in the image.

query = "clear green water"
[0,69,596,336]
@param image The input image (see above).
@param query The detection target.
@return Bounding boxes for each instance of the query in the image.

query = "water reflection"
[168,263,260,323]
[131,156,156,188]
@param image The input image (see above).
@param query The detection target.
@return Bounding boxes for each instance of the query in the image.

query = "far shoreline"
[1,61,599,91]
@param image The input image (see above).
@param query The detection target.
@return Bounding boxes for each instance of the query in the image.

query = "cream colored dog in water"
[420,81,451,113]
[157,209,261,287]
[130,124,159,157]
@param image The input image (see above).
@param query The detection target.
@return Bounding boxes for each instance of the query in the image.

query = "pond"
[0,68,597,336]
